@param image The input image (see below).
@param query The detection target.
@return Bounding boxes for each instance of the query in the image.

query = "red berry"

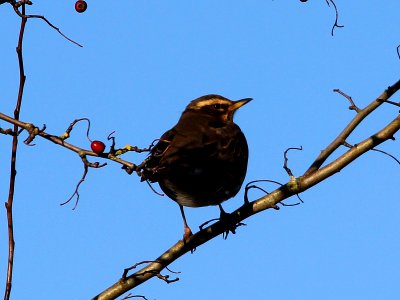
[75,1,87,13]
[91,140,106,154]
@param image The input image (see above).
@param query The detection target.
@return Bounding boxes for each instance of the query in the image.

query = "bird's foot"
[182,225,196,253]
[182,225,193,241]
[198,210,246,239]
[219,210,246,240]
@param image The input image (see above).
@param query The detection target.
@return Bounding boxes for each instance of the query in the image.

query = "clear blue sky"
[1,1,399,299]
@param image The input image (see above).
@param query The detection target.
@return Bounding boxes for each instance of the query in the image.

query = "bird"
[138,94,252,239]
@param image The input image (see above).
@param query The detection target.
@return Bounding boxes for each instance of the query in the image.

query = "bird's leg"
[218,203,228,218]
[218,204,231,239]
[179,205,193,241]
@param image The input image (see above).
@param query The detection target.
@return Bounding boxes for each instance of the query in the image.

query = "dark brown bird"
[138,94,251,239]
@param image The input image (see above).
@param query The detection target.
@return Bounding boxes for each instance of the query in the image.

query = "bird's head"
[186,94,252,122]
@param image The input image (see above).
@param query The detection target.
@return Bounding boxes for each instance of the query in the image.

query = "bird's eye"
[213,104,222,109]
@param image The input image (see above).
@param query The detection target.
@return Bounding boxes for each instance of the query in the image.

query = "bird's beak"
[226,98,252,121]
[230,98,252,112]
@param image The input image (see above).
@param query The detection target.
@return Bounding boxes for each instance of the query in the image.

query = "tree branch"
[91,80,400,300]
[304,80,400,176]
[0,112,137,172]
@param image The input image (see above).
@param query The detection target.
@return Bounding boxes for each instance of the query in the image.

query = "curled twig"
[282,147,304,204]
[371,148,400,165]
[107,131,117,152]
[244,179,303,206]
[283,146,303,177]
[325,0,344,36]
[244,179,282,207]
[60,118,91,141]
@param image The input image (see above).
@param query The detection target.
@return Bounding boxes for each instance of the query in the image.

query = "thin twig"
[60,163,88,209]
[333,89,361,112]
[371,148,400,165]
[12,6,83,47]
[343,143,400,165]
[379,99,400,107]
[121,294,148,300]
[60,155,107,209]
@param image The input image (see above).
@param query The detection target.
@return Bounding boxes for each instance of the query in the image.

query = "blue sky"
[0,1,399,299]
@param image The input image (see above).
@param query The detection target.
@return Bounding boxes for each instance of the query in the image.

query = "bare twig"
[379,99,400,107]
[333,89,361,112]
[343,143,400,165]
[121,294,148,300]
[23,123,46,145]
[371,148,400,165]
[305,80,400,176]
[244,179,281,204]
[0,128,16,136]
[123,260,180,279]
[60,155,107,209]
[60,163,89,209]
[12,6,83,47]
[4,4,27,300]
[122,260,180,285]
[244,179,303,207]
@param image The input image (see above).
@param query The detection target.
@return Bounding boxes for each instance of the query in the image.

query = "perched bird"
[139,94,251,239]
